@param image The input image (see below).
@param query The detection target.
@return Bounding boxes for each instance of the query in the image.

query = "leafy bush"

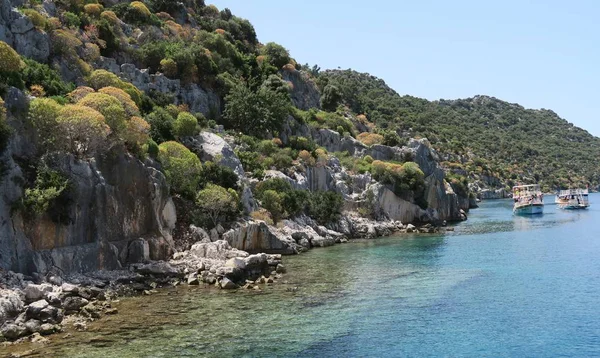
[56,104,110,157]
[224,83,290,138]
[198,161,238,190]
[22,58,75,96]
[145,107,175,143]
[173,111,198,137]
[261,190,284,224]
[87,70,142,104]
[260,42,291,69]
[29,98,62,150]
[98,87,139,116]
[321,84,342,111]
[124,116,150,153]
[22,165,70,217]
[308,191,343,224]
[84,3,104,17]
[195,184,239,228]
[78,92,127,135]
[371,160,425,197]
[157,141,202,197]
[21,9,46,28]
[160,58,178,78]
[357,132,384,146]
[62,11,81,28]
[0,41,25,91]
[382,130,402,147]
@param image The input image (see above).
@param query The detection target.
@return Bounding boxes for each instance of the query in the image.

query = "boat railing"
[558,189,588,196]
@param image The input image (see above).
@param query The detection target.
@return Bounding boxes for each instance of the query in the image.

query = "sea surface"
[4,194,600,357]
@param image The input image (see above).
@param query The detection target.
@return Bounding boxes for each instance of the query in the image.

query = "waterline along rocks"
[1,0,593,345]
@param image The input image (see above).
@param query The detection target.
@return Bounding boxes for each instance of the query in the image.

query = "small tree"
[195,184,239,228]
[157,141,202,197]
[224,83,290,138]
[320,84,342,111]
[146,107,175,143]
[99,86,140,116]
[78,92,128,135]
[173,111,198,137]
[260,42,291,69]
[0,41,25,73]
[261,189,284,224]
[308,191,343,224]
[29,98,62,151]
[56,105,110,157]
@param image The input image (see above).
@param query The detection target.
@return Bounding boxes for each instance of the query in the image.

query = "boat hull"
[558,204,589,210]
[514,204,544,215]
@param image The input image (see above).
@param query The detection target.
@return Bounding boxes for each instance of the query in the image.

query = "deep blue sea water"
[5,194,600,357]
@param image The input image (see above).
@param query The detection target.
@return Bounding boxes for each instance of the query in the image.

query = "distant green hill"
[320,70,600,191]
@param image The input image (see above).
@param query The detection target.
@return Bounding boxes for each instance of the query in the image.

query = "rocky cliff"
[0,93,176,275]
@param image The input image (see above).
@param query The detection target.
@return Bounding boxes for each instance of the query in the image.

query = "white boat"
[555,188,590,210]
[512,184,544,215]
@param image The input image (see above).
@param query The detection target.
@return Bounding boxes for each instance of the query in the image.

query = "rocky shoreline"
[0,215,453,344]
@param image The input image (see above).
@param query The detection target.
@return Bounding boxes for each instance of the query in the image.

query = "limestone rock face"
[112,63,221,116]
[0,151,176,275]
[0,0,50,62]
[281,69,321,110]
[183,132,244,177]
[223,221,299,255]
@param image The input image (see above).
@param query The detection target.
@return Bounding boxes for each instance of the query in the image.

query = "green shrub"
[62,11,81,28]
[145,107,175,143]
[198,161,238,190]
[22,165,70,217]
[157,141,202,197]
[224,83,290,138]
[308,191,343,224]
[195,184,239,228]
[173,112,198,137]
[29,98,62,150]
[261,189,284,224]
[371,160,425,197]
[146,138,159,158]
[21,9,46,28]
[78,93,127,135]
[22,58,75,96]
[260,42,291,69]
[56,104,109,157]
[0,41,25,92]
[321,84,342,112]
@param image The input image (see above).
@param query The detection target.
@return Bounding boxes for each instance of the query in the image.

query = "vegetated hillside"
[319,70,600,191]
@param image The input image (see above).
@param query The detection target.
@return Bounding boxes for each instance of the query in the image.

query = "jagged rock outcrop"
[97,60,221,117]
[281,69,321,110]
[222,221,299,255]
[0,148,177,275]
[182,131,257,213]
[0,0,50,62]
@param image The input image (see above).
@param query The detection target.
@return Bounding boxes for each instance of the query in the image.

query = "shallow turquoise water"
[5,194,600,357]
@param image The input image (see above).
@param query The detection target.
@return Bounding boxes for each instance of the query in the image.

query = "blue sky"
[211,0,599,136]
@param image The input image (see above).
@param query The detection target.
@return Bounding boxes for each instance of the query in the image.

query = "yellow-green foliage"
[98,86,139,116]
[68,86,95,102]
[173,112,198,137]
[160,58,178,78]
[87,70,141,104]
[0,41,25,73]
[371,160,425,194]
[157,141,202,197]
[100,10,119,24]
[124,116,150,149]
[83,3,104,17]
[51,29,82,57]
[29,98,62,148]
[57,104,110,157]
[357,132,384,146]
[83,43,101,62]
[78,92,127,134]
[130,1,151,18]
[250,209,274,225]
[21,9,46,28]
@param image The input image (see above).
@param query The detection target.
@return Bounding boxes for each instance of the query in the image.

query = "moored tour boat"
[513,184,544,215]
[555,189,590,210]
